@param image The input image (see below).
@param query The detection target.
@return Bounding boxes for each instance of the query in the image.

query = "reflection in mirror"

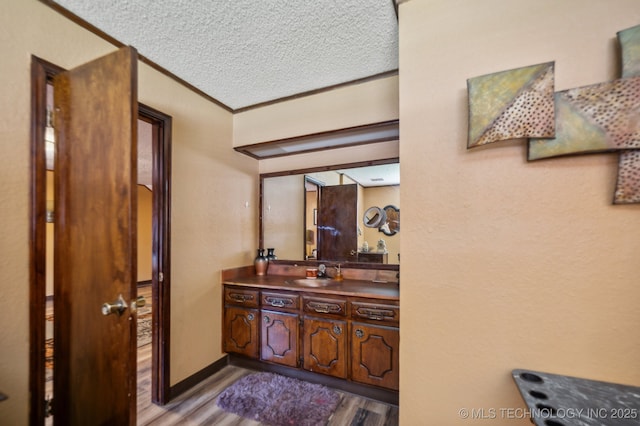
[379,205,399,236]
[363,206,386,228]
[261,160,399,265]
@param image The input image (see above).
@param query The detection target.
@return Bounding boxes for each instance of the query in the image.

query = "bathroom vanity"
[221,262,399,403]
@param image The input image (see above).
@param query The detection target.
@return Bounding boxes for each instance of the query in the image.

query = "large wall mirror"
[261,158,399,267]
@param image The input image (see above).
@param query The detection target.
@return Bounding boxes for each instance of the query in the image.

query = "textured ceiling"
[53,0,398,110]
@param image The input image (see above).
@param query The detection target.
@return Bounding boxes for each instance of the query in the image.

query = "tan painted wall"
[0,1,256,423]
[233,75,399,146]
[399,1,640,424]
[263,175,304,259]
[136,60,258,384]
[137,186,153,283]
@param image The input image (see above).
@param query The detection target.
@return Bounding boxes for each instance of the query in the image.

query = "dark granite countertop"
[512,369,640,426]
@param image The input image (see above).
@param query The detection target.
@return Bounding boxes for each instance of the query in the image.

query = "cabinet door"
[351,322,399,390]
[223,306,259,358]
[303,317,347,379]
[261,310,299,367]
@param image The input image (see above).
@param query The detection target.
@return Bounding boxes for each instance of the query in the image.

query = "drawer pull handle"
[357,307,394,320]
[265,297,293,308]
[308,302,341,314]
[230,293,253,303]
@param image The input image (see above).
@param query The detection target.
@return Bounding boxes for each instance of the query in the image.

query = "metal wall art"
[467,24,640,204]
[363,205,399,236]
[467,62,555,148]
[615,24,640,203]
[528,77,640,160]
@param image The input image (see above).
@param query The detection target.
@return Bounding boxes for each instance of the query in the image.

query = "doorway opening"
[304,177,321,260]
[29,56,172,425]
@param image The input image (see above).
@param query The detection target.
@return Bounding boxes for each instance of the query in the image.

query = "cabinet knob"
[247,313,254,321]
[355,329,364,338]
[263,315,270,324]
[333,325,342,335]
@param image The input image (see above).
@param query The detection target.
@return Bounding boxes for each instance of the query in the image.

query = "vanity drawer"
[303,296,346,317]
[224,286,259,308]
[350,301,399,325]
[261,291,300,311]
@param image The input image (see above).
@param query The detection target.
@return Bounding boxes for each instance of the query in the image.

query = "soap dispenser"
[334,264,343,281]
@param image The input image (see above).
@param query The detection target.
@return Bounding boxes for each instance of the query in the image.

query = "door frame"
[29,55,172,425]
[138,103,172,405]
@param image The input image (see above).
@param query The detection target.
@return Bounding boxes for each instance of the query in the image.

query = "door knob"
[102,294,128,316]
[131,295,146,313]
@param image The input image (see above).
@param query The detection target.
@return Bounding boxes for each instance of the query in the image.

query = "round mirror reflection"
[363,206,386,228]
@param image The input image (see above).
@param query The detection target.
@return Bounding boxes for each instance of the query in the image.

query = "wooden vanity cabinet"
[302,295,348,379]
[349,298,400,390]
[222,283,399,394]
[260,291,300,368]
[222,287,259,358]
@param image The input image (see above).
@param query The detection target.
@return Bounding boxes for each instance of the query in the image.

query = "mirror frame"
[260,157,400,270]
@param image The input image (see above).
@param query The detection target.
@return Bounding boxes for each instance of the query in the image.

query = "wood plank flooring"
[137,343,399,425]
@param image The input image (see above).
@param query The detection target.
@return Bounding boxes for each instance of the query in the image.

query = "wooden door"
[317,184,358,261]
[224,306,259,358]
[303,317,347,378]
[351,323,399,390]
[261,310,299,367]
[53,46,138,425]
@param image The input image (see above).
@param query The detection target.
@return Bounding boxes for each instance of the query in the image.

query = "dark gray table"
[512,369,640,426]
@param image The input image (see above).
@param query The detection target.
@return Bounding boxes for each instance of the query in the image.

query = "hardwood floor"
[137,343,399,425]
